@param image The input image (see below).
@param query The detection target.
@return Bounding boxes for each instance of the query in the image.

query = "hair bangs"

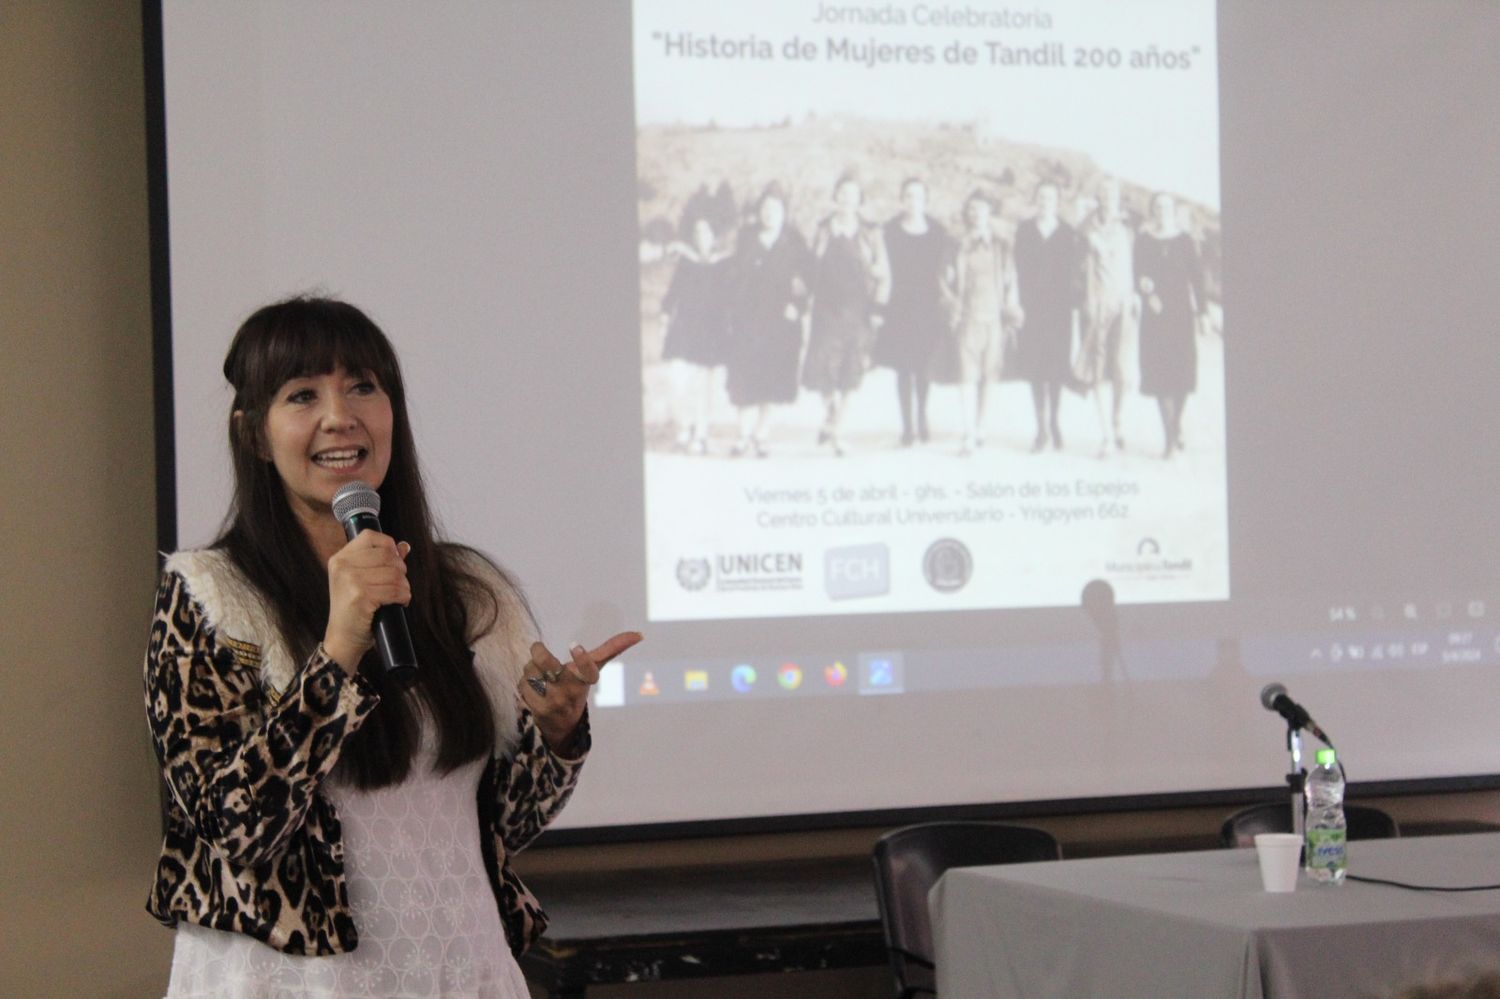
[226,297,404,411]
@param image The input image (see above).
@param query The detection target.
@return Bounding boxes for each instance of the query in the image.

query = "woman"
[876,177,952,447]
[1077,176,1137,458]
[725,184,811,458]
[934,190,1020,455]
[800,173,891,456]
[144,297,640,996]
[1134,191,1209,457]
[660,214,732,454]
[1013,181,1078,452]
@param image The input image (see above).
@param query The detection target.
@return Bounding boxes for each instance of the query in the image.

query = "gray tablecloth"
[932,833,1500,998]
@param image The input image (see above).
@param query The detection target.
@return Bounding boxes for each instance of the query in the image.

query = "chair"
[1219,801,1399,848]
[872,822,1062,998]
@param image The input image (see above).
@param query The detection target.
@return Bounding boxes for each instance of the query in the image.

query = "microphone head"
[1081,580,1117,630]
[332,480,380,524]
[1260,682,1288,711]
[1081,578,1116,610]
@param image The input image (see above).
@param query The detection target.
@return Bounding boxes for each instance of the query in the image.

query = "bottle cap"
[1316,748,1337,766]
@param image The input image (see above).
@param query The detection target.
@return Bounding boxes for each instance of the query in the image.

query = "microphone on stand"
[332,481,418,682]
[1081,579,1123,678]
[1259,682,1330,745]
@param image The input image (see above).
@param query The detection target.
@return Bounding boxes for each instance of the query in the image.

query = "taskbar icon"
[858,651,905,694]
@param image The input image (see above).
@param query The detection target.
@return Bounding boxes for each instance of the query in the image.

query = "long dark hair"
[216,295,500,788]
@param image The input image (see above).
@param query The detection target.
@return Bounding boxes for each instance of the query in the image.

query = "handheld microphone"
[332,481,418,682]
[1259,682,1330,744]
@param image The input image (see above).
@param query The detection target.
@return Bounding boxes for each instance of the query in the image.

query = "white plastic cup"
[1254,833,1303,892]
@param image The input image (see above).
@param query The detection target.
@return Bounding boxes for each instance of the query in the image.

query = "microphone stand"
[1285,721,1306,839]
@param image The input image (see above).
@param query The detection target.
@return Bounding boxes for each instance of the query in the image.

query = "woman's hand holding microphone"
[320,525,643,753]
[323,531,411,675]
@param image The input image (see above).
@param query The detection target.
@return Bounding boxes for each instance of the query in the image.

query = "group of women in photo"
[656,172,1214,460]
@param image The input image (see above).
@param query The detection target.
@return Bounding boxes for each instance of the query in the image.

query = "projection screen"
[150,0,1500,833]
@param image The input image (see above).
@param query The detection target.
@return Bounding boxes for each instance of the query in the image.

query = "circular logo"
[676,558,711,591]
[923,538,972,593]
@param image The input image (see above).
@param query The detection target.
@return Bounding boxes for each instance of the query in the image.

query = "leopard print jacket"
[144,548,587,957]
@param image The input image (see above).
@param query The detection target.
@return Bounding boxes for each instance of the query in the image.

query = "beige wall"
[1,1,170,996]
[2,5,1496,998]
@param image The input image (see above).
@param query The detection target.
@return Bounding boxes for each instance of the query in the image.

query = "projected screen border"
[140,0,1500,844]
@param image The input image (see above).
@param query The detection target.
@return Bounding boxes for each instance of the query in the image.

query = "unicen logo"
[676,558,711,591]
[1137,537,1161,556]
[713,552,804,592]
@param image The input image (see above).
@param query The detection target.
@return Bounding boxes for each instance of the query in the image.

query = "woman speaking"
[144,296,639,997]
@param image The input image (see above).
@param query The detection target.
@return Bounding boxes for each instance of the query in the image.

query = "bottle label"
[1306,827,1348,870]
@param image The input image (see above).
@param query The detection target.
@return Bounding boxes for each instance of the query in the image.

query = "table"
[932,832,1500,998]
[518,856,886,997]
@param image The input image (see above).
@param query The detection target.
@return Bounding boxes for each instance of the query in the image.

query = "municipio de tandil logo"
[1103,537,1192,579]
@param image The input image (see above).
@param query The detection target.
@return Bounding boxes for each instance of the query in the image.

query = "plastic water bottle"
[1304,747,1347,884]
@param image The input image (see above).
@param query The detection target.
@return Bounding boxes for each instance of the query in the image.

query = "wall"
[1,4,1495,998]
[0,1,169,995]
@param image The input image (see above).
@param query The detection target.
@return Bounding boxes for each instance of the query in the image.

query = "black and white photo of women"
[1013,181,1079,453]
[636,127,1223,473]
[801,173,891,456]
[659,215,731,455]
[1076,175,1139,458]
[933,190,1021,456]
[1135,191,1210,458]
[875,177,953,447]
[725,183,811,458]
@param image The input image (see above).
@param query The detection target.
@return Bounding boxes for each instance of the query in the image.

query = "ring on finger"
[541,666,566,683]
[525,676,548,697]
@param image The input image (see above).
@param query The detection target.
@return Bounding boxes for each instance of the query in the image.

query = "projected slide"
[156,0,1500,830]
[635,0,1226,622]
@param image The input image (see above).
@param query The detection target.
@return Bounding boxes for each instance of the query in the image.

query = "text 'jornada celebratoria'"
[811,4,1055,29]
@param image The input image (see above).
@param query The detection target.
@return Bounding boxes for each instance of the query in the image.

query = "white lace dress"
[164,741,530,999]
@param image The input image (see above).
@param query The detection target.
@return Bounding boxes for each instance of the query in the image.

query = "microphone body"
[1259,682,1329,743]
[1081,579,1123,673]
[333,483,418,682]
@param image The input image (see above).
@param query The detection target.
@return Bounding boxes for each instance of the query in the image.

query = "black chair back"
[1220,802,1399,848]
[871,822,1062,998]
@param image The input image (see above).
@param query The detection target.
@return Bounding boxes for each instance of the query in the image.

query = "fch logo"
[825,543,890,600]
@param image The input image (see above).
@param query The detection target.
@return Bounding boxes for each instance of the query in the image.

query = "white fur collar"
[165,548,527,750]
[165,550,297,691]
